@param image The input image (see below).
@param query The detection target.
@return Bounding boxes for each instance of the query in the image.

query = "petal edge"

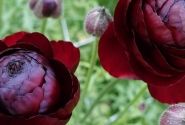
[98,22,137,79]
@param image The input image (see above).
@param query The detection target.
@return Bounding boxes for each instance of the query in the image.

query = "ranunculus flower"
[29,0,61,18]
[98,0,185,103]
[0,32,80,125]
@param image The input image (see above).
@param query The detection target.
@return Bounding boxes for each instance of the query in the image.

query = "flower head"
[98,0,185,103]
[0,49,60,115]
[0,32,80,125]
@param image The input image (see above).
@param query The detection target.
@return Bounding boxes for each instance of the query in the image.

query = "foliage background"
[3,0,167,125]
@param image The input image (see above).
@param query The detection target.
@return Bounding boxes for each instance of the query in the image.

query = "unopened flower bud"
[29,0,61,18]
[84,7,113,36]
[160,103,185,125]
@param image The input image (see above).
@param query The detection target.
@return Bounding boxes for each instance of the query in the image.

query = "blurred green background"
[3,0,167,125]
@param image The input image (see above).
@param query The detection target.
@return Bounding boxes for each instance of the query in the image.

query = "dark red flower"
[0,32,80,125]
[99,0,185,103]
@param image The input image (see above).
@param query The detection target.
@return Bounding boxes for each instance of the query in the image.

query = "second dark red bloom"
[99,0,185,104]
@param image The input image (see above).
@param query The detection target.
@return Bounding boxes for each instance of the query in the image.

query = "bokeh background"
[3,0,167,125]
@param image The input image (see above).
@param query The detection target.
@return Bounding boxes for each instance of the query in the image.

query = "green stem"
[40,19,47,33]
[81,39,98,101]
[58,17,70,41]
[110,85,147,125]
[74,39,98,122]
[62,18,70,41]
[58,18,63,39]
[0,0,4,27]
[74,36,96,48]
[81,79,122,123]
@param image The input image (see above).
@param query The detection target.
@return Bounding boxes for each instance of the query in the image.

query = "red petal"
[53,75,80,118]
[127,36,185,86]
[114,0,185,86]
[114,0,132,48]
[130,0,150,43]
[0,41,7,52]
[3,32,28,47]
[143,3,174,45]
[98,22,137,79]
[161,45,185,58]
[51,41,80,72]
[11,43,43,55]
[161,50,185,70]
[133,33,179,75]
[50,59,73,106]
[129,0,178,74]
[17,32,53,58]
[148,75,185,103]
[0,61,80,125]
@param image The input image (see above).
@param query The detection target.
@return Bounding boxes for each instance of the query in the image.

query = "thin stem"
[74,38,98,121]
[58,17,63,39]
[40,19,47,33]
[109,85,147,125]
[74,36,96,48]
[0,0,4,27]
[81,39,98,101]
[81,79,122,123]
[58,17,70,41]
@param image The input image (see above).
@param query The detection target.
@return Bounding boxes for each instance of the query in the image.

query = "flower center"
[6,60,24,77]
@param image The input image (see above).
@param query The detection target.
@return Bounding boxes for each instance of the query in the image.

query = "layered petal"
[0,41,7,52]
[3,32,28,47]
[148,76,185,103]
[0,49,61,115]
[129,0,150,43]
[126,31,185,92]
[51,41,80,72]
[143,3,174,45]
[111,0,185,104]
[0,67,80,125]
[52,75,80,120]
[98,22,137,79]
[160,45,185,58]
[17,32,53,58]
[0,31,80,125]
[113,0,183,86]
[160,49,185,70]
[114,0,132,49]
[114,0,184,78]
[49,59,73,106]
